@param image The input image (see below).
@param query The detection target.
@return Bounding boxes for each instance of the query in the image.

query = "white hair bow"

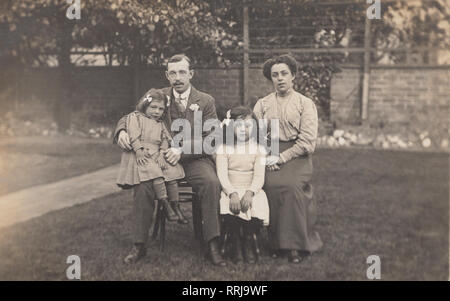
[220,110,231,128]
[144,96,152,103]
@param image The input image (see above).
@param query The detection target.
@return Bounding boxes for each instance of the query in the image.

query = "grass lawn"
[0,136,121,195]
[0,148,448,280]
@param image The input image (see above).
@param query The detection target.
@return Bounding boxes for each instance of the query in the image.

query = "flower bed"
[0,111,114,139]
[1,111,448,152]
[316,125,449,152]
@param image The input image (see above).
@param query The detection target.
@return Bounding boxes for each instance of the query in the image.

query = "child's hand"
[136,148,147,166]
[229,192,241,215]
[156,153,167,170]
[240,190,254,213]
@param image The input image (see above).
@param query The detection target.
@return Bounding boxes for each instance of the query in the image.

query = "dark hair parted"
[262,54,298,81]
[167,54,193,70]
[222,106,260,145]
[135,88,168,114]
[228,106,256,121]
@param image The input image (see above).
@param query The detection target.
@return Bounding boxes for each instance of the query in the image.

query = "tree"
[0,0,238,130]
[378,0,450,64]
[209,0,449,117]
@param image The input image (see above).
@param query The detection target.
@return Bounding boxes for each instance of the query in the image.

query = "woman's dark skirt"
[264,141,323,252]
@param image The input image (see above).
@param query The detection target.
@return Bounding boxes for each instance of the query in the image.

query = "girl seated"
[215,106,269,264]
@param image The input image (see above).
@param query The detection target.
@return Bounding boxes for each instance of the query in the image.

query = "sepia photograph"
[0,0,448,283]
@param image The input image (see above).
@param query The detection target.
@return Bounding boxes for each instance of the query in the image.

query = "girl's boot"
[242,234,256,264]
[170,201,189,224]
[243,218,261,264]
[231,231,244,264]
[160,198,178,222]
[229,217,244,264]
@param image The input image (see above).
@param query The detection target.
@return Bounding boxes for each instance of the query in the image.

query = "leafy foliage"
[0,0,448,123]
[0,0,239,66]
[0,0,239,130]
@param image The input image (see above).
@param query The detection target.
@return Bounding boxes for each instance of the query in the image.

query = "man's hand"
[162,148,181,165]
[156,153,167,170]
[136,148,148,166]
[240,190,254,213]
[229,192,241,215]
[267,164,280,171]
[118,130,132,151]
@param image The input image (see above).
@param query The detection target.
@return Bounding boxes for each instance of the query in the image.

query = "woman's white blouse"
[253,90,318,163]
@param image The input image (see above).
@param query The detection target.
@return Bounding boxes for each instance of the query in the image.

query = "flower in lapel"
[166,95,171,107]
[189,104,200,111]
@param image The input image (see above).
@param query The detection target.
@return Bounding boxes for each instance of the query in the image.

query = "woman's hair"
[222,106,259,145]
[262,54,298,81]
[135,88,168,114]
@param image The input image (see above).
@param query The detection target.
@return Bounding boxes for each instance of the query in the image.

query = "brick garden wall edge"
[6,65,449,127]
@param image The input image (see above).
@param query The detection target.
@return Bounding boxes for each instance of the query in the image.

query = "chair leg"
[160,208,166,252]
[152,202,162,241]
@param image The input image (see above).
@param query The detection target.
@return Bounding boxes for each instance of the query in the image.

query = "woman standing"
[253,54,323,263]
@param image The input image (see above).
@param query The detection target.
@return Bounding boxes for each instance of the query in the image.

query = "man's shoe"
[208,238,227,267]
[161,198,178,222]
[170,201,189,224]
[123,244,146,264]
[288,250,304,264]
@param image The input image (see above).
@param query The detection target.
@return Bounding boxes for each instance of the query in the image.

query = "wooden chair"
[151,180,203,251]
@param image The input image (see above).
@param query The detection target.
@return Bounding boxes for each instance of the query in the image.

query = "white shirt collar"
[173,85,191,100]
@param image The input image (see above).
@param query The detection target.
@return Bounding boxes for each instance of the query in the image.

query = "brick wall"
[10,66,274,122]
[330,67,361,125]
[142,67,273,118]
[6,65,448,128]
[330,66,450,126]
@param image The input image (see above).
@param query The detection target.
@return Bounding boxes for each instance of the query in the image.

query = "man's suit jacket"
[114,85,219,163]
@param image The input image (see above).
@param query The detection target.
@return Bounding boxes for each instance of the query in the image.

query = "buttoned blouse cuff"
[280,147,305,163]
[280,149,293,163]
[279,153,288,164]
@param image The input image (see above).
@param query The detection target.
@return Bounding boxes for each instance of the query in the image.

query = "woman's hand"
[266,155,283,172]
[229,192,241,215]
[136,148,147,166]
[266,164,280,171]
[156,153,167,170]
[241,190,254,213]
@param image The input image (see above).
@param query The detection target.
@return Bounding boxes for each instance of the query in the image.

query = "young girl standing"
[215,106,269,264]
[117,89,187,263]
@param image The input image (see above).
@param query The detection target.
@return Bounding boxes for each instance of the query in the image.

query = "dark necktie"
[174,97,186,114]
